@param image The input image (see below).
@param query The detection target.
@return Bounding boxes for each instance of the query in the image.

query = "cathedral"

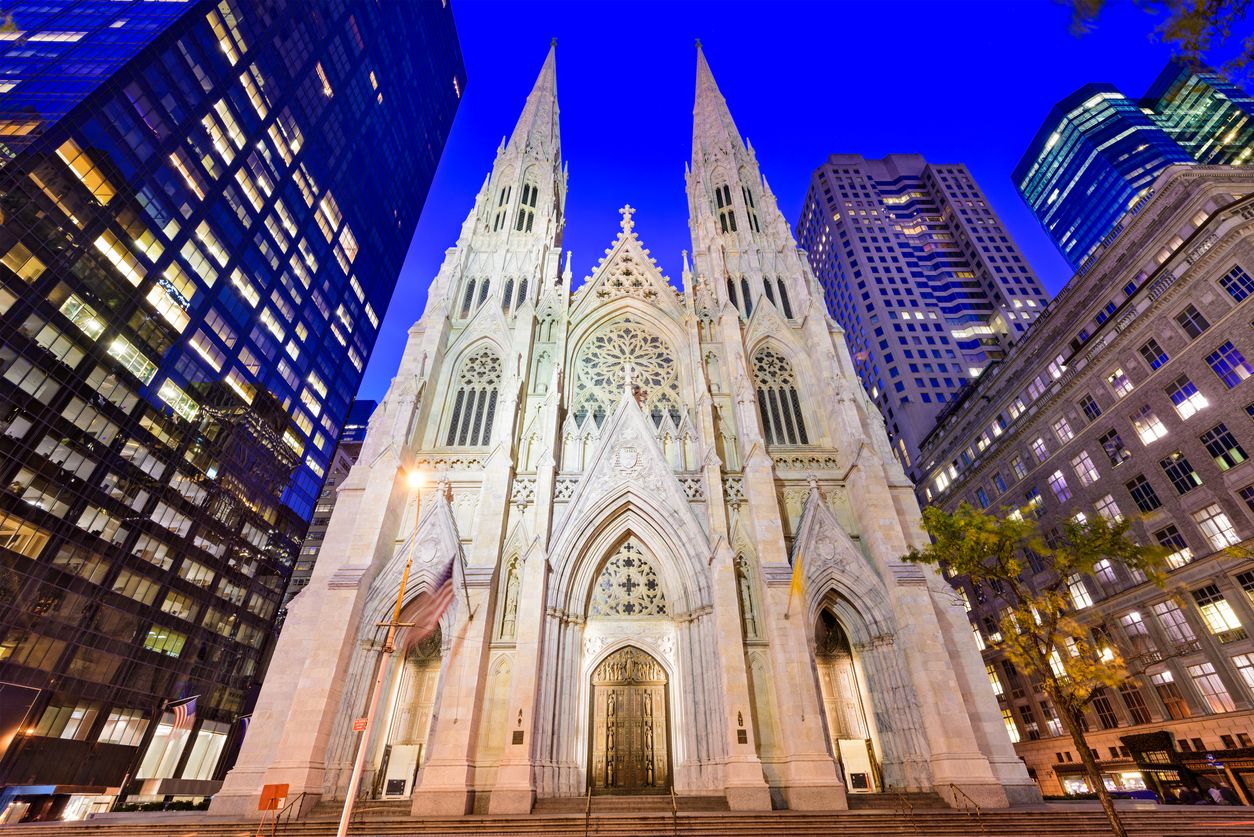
[210,45,1037,816]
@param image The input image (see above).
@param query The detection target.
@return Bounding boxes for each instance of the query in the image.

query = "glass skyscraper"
[0,0,462,819]
[1015,61,1253,272]
[796,154,1049,480]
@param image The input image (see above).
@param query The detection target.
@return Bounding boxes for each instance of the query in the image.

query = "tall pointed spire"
[692,42,744,162]
[505,40,560,160]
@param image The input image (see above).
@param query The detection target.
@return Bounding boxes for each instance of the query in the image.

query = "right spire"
[692,42,746,167]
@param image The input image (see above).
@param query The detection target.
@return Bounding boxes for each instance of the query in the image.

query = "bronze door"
[589,646,669,793]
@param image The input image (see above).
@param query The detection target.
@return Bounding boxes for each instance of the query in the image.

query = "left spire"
[504,41,559,160]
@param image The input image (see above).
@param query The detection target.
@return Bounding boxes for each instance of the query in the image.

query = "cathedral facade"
[210,46,1036,816]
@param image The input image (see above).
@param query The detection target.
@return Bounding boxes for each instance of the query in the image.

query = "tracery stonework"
[214,45,1037,821]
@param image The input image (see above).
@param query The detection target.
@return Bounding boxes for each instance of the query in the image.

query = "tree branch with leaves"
[907,503,1168,837]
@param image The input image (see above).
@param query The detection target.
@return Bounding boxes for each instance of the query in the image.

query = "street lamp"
[335,468,425,837]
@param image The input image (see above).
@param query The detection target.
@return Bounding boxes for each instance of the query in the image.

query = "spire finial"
[695,37,702,48]
[551,37,557,47]
[619,204,635,233]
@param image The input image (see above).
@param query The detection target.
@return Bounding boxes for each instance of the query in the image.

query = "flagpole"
[336,470,424,837]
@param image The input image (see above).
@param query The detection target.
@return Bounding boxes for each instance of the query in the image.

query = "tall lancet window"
[460,278,477,318]
[776,277,793,319]
[752,347,808,445]
[501,276,530,316]
[742,186,760,233]
[445,348,501,446]
[492,186,511,232]
[516,182,538,232]
[715,184,737,233]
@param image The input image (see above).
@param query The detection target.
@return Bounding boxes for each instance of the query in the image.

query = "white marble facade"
[210,45,1037,817]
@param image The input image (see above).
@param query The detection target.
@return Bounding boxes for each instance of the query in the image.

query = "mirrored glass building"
[0,0,463,818]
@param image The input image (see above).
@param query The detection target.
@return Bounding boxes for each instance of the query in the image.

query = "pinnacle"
[505,42,560,159]
[692,43,744,157]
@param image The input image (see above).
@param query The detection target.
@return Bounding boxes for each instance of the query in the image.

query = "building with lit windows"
[282,399,376,611]
[917,165,1254,800]
[796,154,1050,481]
[1015,61,1253,273]
[0,0,463,820]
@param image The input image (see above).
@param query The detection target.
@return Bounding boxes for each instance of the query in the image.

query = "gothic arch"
[428,335,507,449]
[750,342,810,447]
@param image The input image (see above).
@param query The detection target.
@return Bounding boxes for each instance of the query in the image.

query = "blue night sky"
[358,0,1184,401]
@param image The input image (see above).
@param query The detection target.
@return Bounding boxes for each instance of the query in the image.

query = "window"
[1067,574,1094,609]
[1152,600,1197,644]
[1232,652,1254,694]
[34,702,100,740]
[1031,436,1049,463]
[1095,494,1122,522]
[1099,429,1131,466]
[1188,662,1235,713]
[986,663,1004,696]
[1072,451,1099,486]
[97,708,148,746]
[1200,423,1248,471]
[715,184,736,234]
[143,625,186,657]
[1024,487,1045,519]
[1150,670,1191,719]
[1119,683,1152,725]
[1079,394,1102,422]
[1092,688,1119,729]
[993,472,1008,493]
[1048,470,1071,502]
[1053,416,1074,443]
[1011,456,1028,480]
[1121,610,1149,638]
[1154,525,1193,569]
[1159,452,1202,495]
[1166,375,1207,419]
[444,349,501,447]
[1206,341,1254,388]
[975,487,990,509]
[1218,265,1254,302]
[1001,708,1021,743]
[1131,404,1168,445]
[1139,338,1170,371]
[1192,504,1240,550]
[1107,368,1134,398]
[1125,475,1162,513]
[753,348,808,445]
[515,181,538,232]
[1192,584,1245,640]
[1175,304,1211,339]
[1094,558,1118,587]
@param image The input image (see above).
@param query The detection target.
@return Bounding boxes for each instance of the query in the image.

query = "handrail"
[584,782,593,837]
[948,783,987,836]
[887,785,918,835]
[670,785,679,837]
[272,791,307,837]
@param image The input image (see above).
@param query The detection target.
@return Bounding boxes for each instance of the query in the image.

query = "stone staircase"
[6,805,1253,836]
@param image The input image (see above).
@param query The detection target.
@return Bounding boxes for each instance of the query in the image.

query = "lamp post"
[335,468,425,837]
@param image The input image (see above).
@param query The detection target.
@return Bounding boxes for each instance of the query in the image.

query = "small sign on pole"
[258,783,289,811]
[352,718,368,732]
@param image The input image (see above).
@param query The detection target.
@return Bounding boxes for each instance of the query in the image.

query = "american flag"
[170,696,197,733]
[408,557,456,641]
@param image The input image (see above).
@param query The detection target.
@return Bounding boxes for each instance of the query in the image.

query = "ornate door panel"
[589,646,669,793]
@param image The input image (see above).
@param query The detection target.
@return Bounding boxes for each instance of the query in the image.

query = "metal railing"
[948,783,988,836]
[670,785,679,837]
[887,785,919,834]
[270,791,307,837]
[584,783,593,837]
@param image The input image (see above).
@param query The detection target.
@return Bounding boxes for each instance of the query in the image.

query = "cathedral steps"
[9,807,1254,837]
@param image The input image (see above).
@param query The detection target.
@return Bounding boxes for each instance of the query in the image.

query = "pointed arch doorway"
[815,610,881,793]
[588,645,671,794]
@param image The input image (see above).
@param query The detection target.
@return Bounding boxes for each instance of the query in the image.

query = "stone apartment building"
[916,165,1254,798]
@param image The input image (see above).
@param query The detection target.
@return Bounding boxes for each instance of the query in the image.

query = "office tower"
[282,398,376,610]
[917,166,1254,798]
[796,154,1050,479]
[0,0,463,819]
[1016,61,1253,272]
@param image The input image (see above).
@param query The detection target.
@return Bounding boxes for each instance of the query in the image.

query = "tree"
[907,503,1168,837]
[1062,0,1252,83]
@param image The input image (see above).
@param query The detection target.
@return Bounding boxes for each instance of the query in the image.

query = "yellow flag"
[788,550,805,609]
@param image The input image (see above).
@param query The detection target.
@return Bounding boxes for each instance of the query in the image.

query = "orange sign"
[352,718,368,732]
[258,783,289,811]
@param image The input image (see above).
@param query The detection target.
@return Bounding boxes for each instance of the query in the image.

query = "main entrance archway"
[588,645,670,794]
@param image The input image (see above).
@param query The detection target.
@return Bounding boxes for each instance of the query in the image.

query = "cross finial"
[551,37,557,46]
[695,37,702,48]
[619,204,635,233]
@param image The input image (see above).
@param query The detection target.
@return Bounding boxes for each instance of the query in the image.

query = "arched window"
[727,277,738,311]
[763,277,775,305]
[740,276,753,317]
[776,277,793,319]
[492,186,511,232]
[501,277,515,314]
[515,182,538,232]
[445,348,501,446]
[715,184,736,233]
[517,276,529,307]
[460,278,477,318]
[742,186,760,233]
[477,277,490,307]
[572,317,682,428]
[752,347,808,445]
